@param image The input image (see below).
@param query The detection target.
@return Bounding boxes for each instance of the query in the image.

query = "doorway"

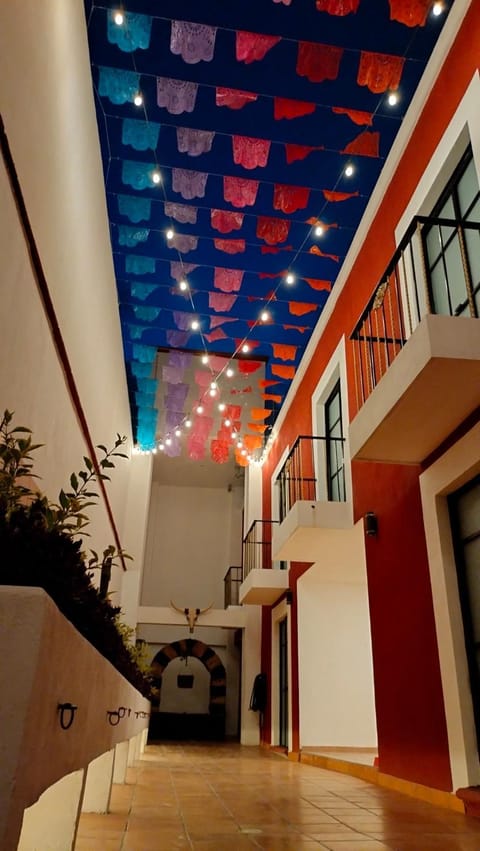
[279,617,288,749]
[449,475,480,751]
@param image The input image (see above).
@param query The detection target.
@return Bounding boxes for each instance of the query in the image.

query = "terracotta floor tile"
[73,743,480,851]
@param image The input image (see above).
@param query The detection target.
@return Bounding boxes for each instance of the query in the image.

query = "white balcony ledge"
[349,314,480,464]
[239,569,289,606]
[272,499,356,563]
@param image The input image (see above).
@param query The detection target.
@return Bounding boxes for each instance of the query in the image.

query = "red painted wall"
[260,5,479,789]
[353,461,451,790]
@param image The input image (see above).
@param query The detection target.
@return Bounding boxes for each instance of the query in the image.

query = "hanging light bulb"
[175,429,182,438]
[179,280,188,292]
[237,441,243,449]
[165,437,172,446]
[166,228,174,240]
[202,354,209,364]
[210,381,217,390]
[241,449,247,456]
[133,93,143,107]
[242,343,249,353]
[260,310,270,322]
[209,388,217,397]
[387,92,398,106]
[159,443,165,451]
[185,419,192,428]
[114,11,124,25]
[152,447,157,454]
[224,418,231,427]
[196,404,204,414]
[432,1,443,14]
[152,170,161,184]
[231,431,237,439]
[314,224,324,237]
[226,367,234,378]
[285,273,295,285]
[218,402,226,412]
[191,319,200,331]
[344,164,354,177]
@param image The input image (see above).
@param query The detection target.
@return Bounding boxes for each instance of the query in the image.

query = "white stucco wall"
[141,481,243,608]
[0,1,153,601]
[297,565,377,748]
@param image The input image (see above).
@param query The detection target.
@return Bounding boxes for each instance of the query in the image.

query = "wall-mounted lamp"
[365,512,378,537]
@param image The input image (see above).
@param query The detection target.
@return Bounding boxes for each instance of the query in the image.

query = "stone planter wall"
[0,586,150,851]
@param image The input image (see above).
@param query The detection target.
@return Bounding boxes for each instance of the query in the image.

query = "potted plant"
[0,409,151,696]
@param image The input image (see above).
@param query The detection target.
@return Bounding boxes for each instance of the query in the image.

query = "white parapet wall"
[0,586,150,851]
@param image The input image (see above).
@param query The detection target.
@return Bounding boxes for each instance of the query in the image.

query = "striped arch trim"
[151,638,226,714]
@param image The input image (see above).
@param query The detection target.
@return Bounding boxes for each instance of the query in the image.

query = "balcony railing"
[242,520,279,580]
[276,436,345,522]
[350,214,480,415]
[224,565,242,607]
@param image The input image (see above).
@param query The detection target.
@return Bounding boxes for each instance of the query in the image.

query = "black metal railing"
[242,520,279,580]
[350,214,480,412]
[224,566,242,607]
[276,436,346,522]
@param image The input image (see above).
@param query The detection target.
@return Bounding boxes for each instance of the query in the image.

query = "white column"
[81,749,115,814]
[240,605,262,745]
[127,736,137,767]
[17,769,85,851]
[140,727,148,753]
[112,740,129,784]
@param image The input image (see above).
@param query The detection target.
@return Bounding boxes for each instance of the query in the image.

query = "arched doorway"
[149,638,226,741]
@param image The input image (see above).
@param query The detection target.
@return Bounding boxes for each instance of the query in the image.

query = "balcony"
[349,215,480,464]
[239,520,289,606]
[271,436,358,565]
[224,565,242,608]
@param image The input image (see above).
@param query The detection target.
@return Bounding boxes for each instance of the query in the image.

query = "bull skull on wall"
[170,601,213,633]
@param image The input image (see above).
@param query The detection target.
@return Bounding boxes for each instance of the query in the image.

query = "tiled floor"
[75,743,480,850]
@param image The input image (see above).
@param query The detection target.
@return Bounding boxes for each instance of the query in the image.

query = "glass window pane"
[465,538,480,644]
[444,238,469,315]
[458,159,480,218]
[426,226,443,265]
[465,197,480,224]
[430,262,451,315]
[457,484,480,539]
[465,229,480,291]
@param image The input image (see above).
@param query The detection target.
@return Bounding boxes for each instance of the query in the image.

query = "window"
[423,148,480,318]
[324,380,345,502]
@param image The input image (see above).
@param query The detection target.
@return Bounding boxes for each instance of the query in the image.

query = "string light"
[151,170,161,184]
[432,1,443,14]
[179,280,188,291]
[114,11,124,25]
[314,225,324,237]
[260,310,270,322]
[285,273,295,285]
[202,354,209,364]
[344,164,354,177]
[191,319,200,330]
[196,404,204,414]
[218,402,226,412]
[226,367,234,378]
[387,92,399,106]
[166,228,174,240]
[175,428,182,437]
[165,437,172,446]
[159,443,165,451]
[185,419,192,428]
[242,343,249,353]
[224,418,231,427]
[133,93,143,107]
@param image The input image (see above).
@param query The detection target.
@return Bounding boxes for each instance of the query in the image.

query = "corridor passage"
[75,743,480,851]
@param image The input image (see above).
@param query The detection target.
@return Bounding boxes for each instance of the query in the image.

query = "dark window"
[423,148,480,317]
[325,380,345,502]
[449,475,480,751]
